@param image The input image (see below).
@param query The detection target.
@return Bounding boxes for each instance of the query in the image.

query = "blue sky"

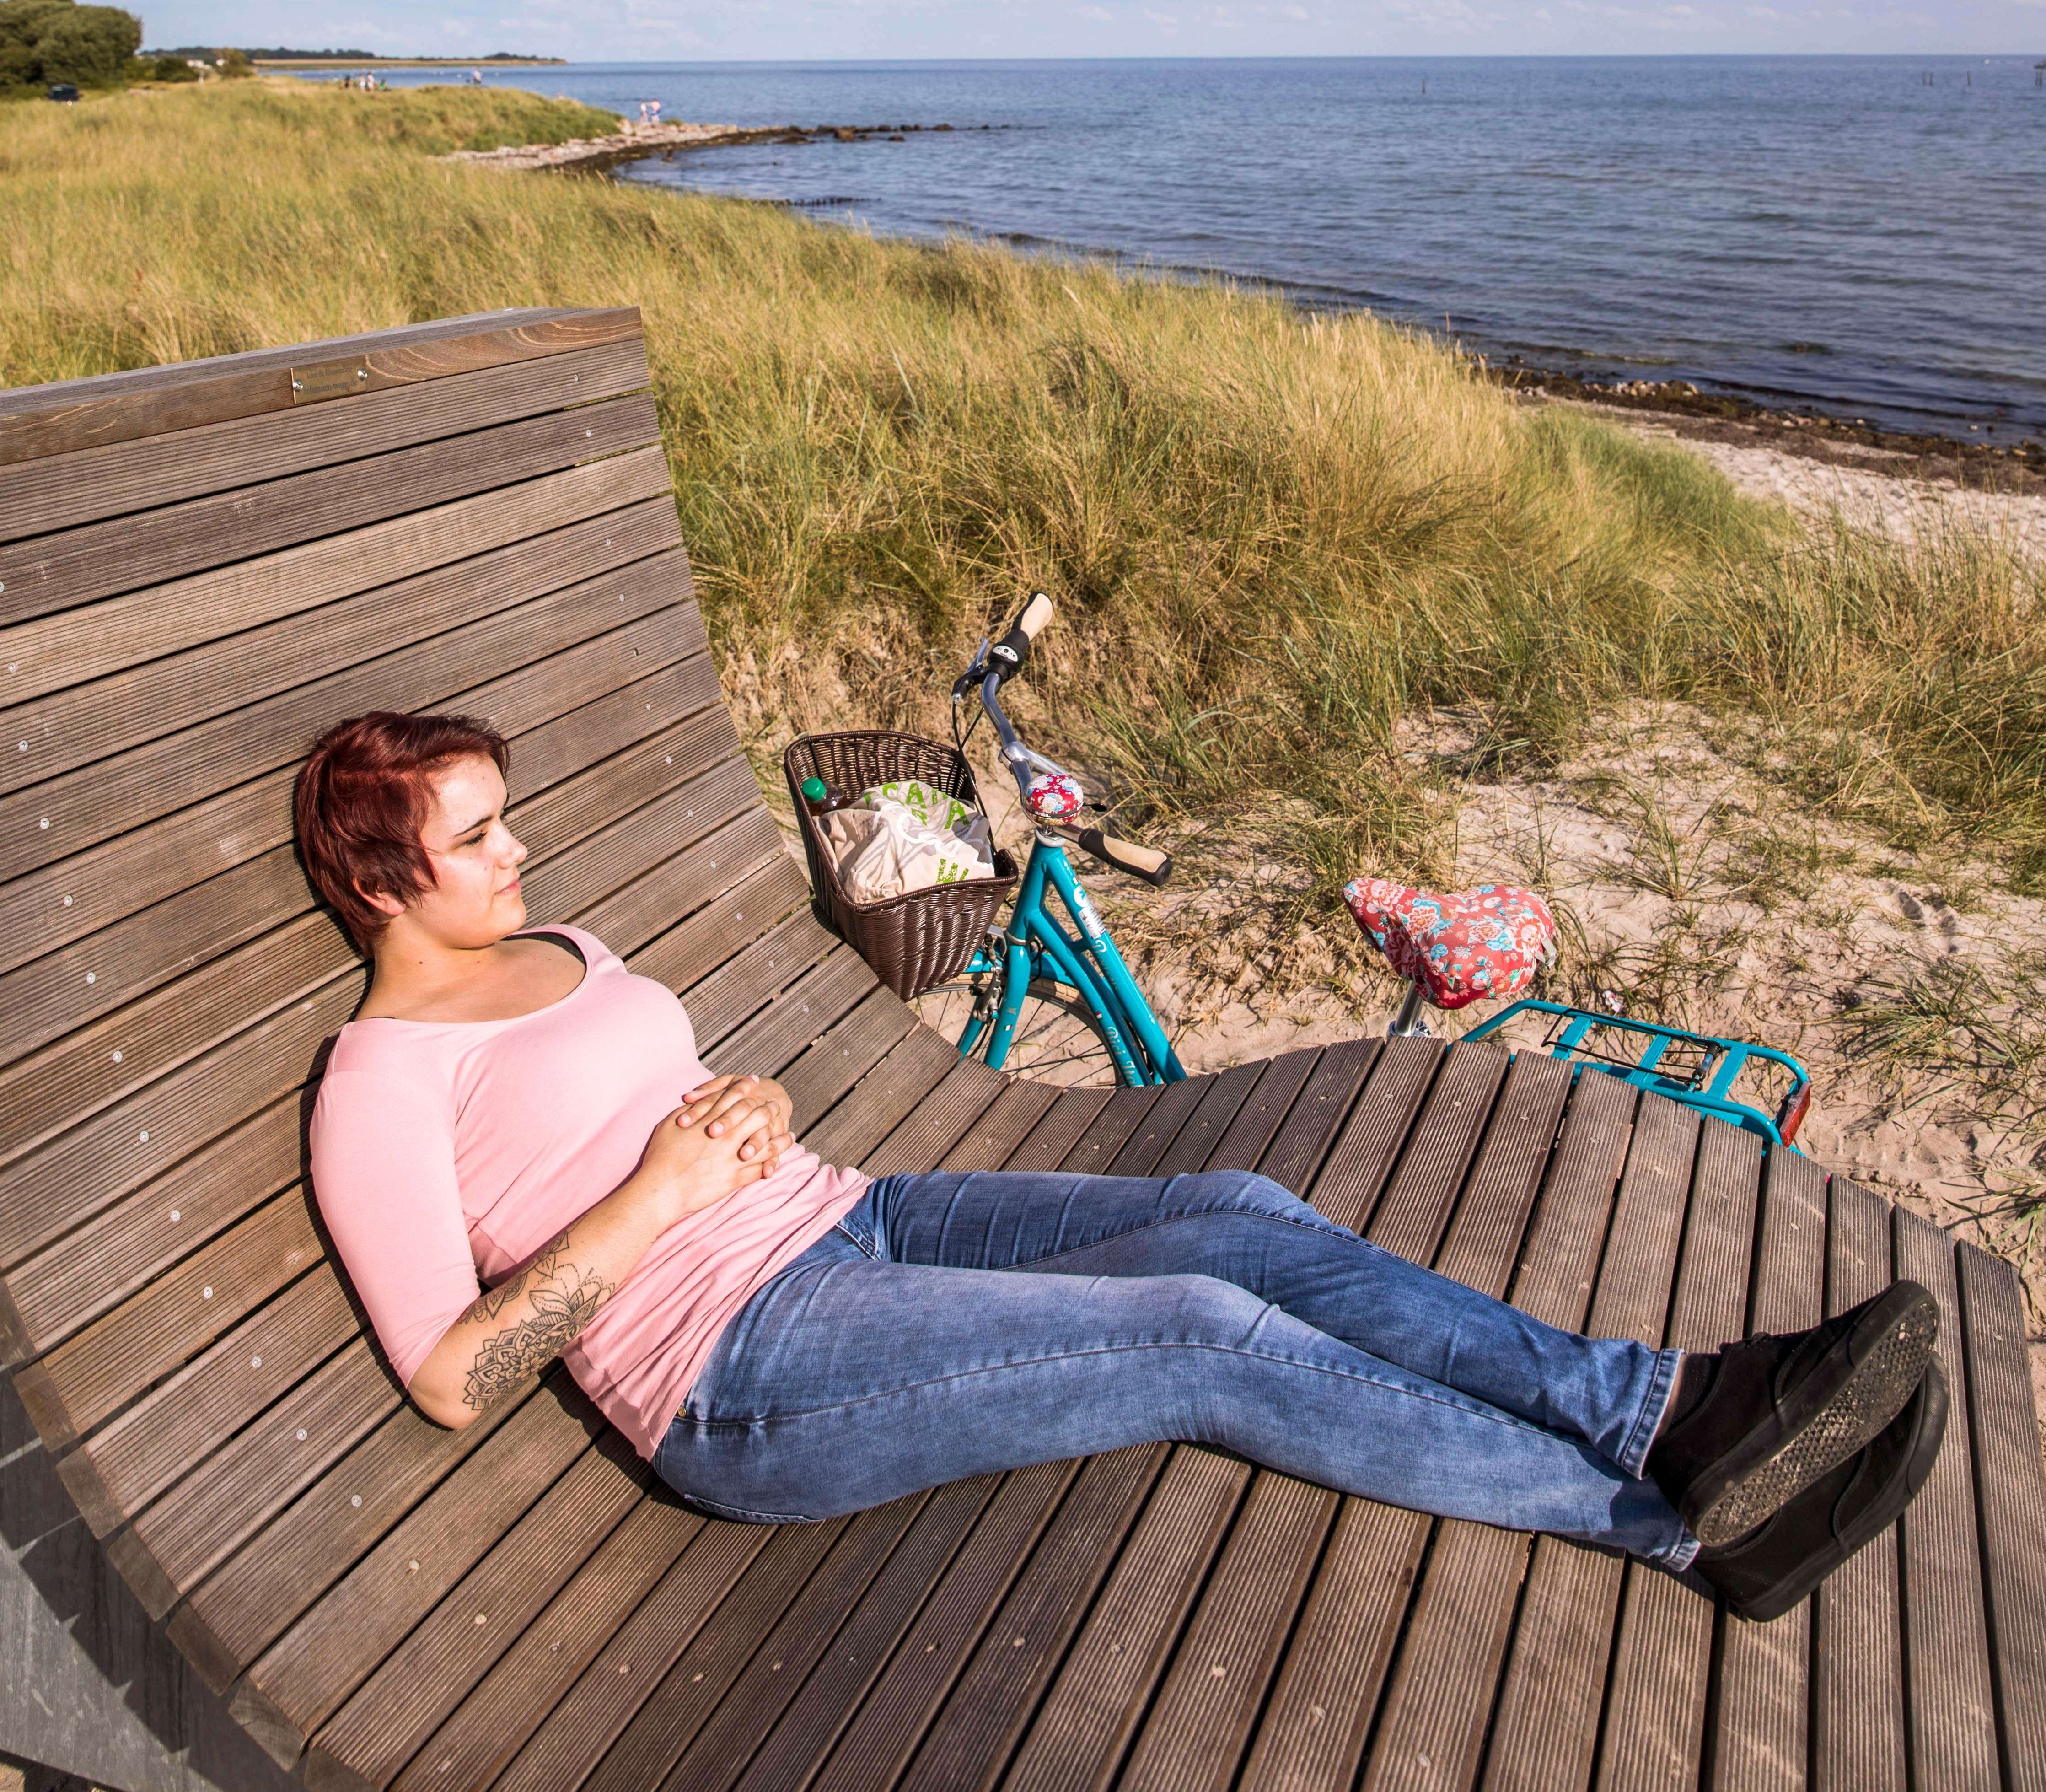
[145,1,2045,61]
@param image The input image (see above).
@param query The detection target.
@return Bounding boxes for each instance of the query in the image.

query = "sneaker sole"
[1689,1288,1939,1550]
[1726,1359,1948,1623]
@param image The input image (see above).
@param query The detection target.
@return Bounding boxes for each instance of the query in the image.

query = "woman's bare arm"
[406,1101,793,1429]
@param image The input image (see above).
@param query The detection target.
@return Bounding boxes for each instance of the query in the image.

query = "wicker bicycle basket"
[783,730,1020,1000]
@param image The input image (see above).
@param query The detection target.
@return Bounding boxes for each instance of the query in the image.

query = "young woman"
[301,710,1946,1624]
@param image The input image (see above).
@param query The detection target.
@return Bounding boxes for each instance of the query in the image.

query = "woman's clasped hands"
[631,1074,799,1227]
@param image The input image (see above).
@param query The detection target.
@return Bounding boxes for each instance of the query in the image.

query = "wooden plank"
[1809,1176,1906,1792]
[1146,1062,1264,1180]
[0,441,669,711]
[1430,1052,1577,1295]
[938,1080,1062,1173]
[1597,1118,1764,1792]
[643,1494,940,1792]
[1305,1034,1441,1232]
[1954,1243,2046,1792]
[859,1056,1011,1178]
[1003,1448,1252,1792]
[16,1187,320,1443]
[1118,1473,1339,1792]
[1892,1205,1999,1792]
[390,1500,705,1792]
[0,391,661,627]
[800,1033,988,1173]
[714,950,880,1084]
[1482,1093,1699,1792]
[305,1447,647,1787]
[891,1443,1172,1792]
[485,1520,785,1792]
[727,1474,1006,1792]
[1203,1047,1323,1173]
[675,909,841,1052]
[240,1390,608,1757]
[122,1340,398,1614]
[3,489,679,801]
[1355,1052,1579,1792]
[1257,1039,1380,1199]
[1106,1074,1214,1177]
[1708,1145,1827,1792]
[998,1087,1114,1174]
[0,644,713,1071]
[1236,1500,1432,1792]
[1365,1039,1513,1263]
[0,308,635,466]
[588,823,802,982]
[570,1512,874,1792]
[0,334,649,545]
[0,572,703,973]
[0,543,698,890]
[778,988,918,1135]
[1057,1085,1160,1174]
[804,1459,1084,1792]
[165,1383,542,1691]
[58,1267,356,1531]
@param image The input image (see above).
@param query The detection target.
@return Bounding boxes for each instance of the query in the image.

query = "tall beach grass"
[3,81,2040,921]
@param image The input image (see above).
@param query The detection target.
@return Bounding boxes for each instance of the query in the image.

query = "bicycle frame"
[951,830,1185,1086]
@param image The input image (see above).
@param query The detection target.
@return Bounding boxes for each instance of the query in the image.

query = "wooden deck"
[2,307,2043,1792]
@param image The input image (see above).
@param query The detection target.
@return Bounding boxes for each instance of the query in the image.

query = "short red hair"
[294,711,510,952]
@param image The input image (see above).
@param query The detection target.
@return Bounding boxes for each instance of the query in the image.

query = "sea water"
[306,58,2046,440]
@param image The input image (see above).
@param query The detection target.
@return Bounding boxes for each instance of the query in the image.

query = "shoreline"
[444,118,974,176]
[1493,366,2046,495]
[450,120,2043,468]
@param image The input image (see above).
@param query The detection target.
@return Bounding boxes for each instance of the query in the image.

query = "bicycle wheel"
[911,971,1133,1087]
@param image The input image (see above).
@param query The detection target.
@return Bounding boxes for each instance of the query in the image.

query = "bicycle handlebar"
[1066,826,1173,887]
[952,592,1172,888]
[985,591,1054,685]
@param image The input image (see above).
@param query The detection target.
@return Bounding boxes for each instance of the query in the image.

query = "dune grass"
[3,80,2040,945]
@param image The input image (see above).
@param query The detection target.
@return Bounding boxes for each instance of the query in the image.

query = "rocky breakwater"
[445,119,968,177]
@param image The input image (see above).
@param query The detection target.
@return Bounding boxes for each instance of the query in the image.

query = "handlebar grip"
[1076,828,1172,888]
[1015,591,1054,640]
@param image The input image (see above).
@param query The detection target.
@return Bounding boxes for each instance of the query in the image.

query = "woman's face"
[376,753,529,951]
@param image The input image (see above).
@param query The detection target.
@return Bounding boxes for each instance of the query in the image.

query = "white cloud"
[1072,3,1113,16]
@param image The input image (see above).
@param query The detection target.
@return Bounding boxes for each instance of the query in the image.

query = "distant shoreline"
[253,57,567,68]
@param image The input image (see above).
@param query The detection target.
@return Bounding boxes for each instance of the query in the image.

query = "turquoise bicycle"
[912,594,1187,1088]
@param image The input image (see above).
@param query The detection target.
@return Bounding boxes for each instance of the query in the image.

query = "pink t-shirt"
[309,925,868,1458]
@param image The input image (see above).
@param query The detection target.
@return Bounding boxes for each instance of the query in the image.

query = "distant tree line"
[149,45,569,63]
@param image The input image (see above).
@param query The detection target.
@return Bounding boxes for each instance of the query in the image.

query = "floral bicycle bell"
[1025,770,1084,823]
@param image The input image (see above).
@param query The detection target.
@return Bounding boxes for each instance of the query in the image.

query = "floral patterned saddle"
[1342,879,1557,1011]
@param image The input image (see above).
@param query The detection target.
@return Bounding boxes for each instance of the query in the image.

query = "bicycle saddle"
[1343,878,1557,1010]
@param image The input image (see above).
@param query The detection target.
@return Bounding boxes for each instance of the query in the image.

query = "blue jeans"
[654,1169,1697,1566]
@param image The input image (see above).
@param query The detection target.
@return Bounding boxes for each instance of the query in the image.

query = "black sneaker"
[1649,1279,1939,1549]
[1694,1356,1947,1623]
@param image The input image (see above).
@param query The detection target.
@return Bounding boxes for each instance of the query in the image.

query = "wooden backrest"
[0,308,943,1781]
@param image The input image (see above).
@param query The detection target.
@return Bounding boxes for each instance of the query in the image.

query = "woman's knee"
[1173,1168,1324,1225]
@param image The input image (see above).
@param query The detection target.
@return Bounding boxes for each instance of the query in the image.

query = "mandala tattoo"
[462,1233,615,1412]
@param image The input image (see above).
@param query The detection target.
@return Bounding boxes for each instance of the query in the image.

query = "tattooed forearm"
[462,1234,569,1328]
[461,1240,615,1411]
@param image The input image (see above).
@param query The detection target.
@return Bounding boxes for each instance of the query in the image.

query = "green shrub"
[0,0,138,91]
[148,52,197,81]
[215,45,251,77]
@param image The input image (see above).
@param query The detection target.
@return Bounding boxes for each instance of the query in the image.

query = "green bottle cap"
[800,776,827,802]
